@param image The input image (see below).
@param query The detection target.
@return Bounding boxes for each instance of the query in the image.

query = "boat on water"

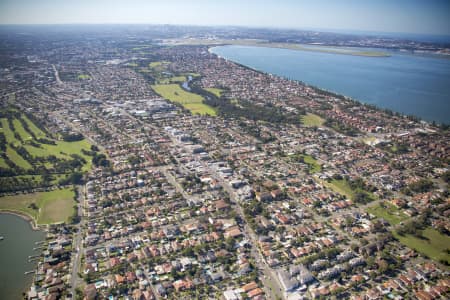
[0,236,4,240]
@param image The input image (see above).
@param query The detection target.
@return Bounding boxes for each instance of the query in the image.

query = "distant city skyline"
[0,0,449,36]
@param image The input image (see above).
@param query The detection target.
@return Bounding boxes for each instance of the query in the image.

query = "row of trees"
[61,132,84,142]
[0,142,104,192]
[189,80,305,124]
[204,95,302,124]
[402,178,434,195]
[324,118,360,137]
[396,210,431,239]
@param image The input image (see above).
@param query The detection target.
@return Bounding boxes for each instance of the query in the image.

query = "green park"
[368,202,450,264]
[204,87,224,98]
[0,107,95,192]
[0,188,76,225]
[301,113,325,127]
[151,83,217,116]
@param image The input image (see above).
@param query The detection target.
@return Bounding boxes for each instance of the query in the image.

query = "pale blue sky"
[0,0,449,35]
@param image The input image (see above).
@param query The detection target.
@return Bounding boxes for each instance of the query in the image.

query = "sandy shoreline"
[173,39,391,57]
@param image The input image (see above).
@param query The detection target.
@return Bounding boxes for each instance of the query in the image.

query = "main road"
[187,153,284,300]
[69,185,86,297]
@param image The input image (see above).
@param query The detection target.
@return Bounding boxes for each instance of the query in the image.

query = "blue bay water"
[210,45,450,124]
[0,214,46,300]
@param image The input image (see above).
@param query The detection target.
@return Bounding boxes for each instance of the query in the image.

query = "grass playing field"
[0,188,76,225]
[367,202,450,264]
[6,146,32,169]
[151,84,216,116]
[301,113,325,127]
[77,74,91,80]
[149,61,169,68]
[25,139,93,172]
[22,115,46,138]
[1,118,20,146]
[12,118,32,141]
[1,111,93,172]
[395,228,450,264]
[367,202,408,225]
[157,75,187,84]
[0,108,94,195]
[204,88,224,98]
[303,154,322,173]
[0,157,8,168]
[324,179,355,199]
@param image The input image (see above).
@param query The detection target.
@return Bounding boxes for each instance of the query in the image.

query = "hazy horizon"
[0,0,449,36]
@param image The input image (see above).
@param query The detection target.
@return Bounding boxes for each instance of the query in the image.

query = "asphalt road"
[69,185,86,297]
